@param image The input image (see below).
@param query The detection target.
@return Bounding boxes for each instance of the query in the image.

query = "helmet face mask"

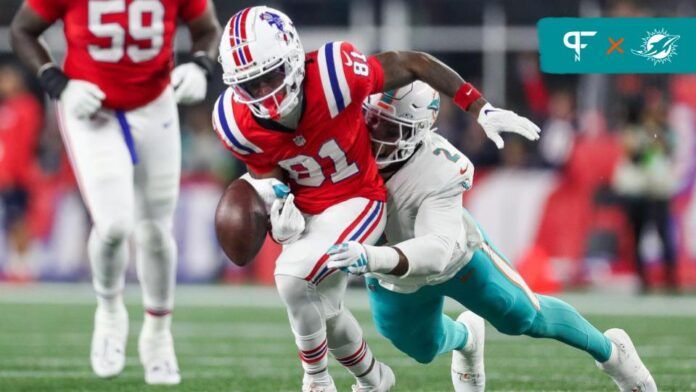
[364,106,428,167]
[219,7,305,119]
[363,81,440,168]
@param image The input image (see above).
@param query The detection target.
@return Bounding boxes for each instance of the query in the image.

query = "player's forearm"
[187,1,222,60]
[376,51,487,117]
[392,233,454,277]
[10,5,54,74]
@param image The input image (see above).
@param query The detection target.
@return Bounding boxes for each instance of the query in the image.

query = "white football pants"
[56,86,180,314]
[275,198,386,384]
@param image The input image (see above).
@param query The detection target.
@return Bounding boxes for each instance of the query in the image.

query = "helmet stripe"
[239,8,254,63]
[233,10,246,65]
[228,10,242,66]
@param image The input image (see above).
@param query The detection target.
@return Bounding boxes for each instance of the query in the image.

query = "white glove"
[270,194,305,244]
[60,80,105,119]
[327,241,400,276]
[172,62,208,104]
[326,242,370,275]
[477,102,541,149]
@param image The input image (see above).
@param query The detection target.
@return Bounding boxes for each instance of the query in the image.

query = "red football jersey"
[27,0,207,110]
[213,41,387,215]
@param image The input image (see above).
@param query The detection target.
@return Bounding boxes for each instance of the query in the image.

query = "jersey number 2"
[88,0,164,63]
[279,140,359,187]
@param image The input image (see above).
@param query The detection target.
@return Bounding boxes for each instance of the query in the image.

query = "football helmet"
[219,6,304,119]
[363,81,440,167]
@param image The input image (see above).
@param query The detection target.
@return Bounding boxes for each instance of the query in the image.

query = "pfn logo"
[563,31,597,61]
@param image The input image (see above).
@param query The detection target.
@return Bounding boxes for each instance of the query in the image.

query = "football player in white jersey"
[323,82,657,392]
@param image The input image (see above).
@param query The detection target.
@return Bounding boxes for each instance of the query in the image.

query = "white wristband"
[364,245,400,274]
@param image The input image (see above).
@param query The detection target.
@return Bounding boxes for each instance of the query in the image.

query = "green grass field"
[0,285,695,391]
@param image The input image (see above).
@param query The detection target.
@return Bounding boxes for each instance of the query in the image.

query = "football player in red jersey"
[213,6,540,392]
[10,0,221,385]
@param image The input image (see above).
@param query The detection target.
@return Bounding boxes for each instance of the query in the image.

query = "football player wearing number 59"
[214,6,539,391]
[10,0,221,385]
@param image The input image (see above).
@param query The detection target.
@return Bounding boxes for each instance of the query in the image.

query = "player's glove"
[477,102,541,149]
[327,242,400,276]
[60,80,106,119]
[270,193,305,244]
[172,53,215,104]
[326,242,371,275]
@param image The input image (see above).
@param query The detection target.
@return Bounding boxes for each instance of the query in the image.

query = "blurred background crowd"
[1,0,695,294]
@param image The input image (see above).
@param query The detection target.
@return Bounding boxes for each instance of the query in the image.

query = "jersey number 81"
[278,140,359,187]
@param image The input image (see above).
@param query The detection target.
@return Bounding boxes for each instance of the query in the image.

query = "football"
[214,179,269,266]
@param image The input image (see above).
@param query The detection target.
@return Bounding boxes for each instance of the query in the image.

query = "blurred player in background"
[326,82,657,392]
[0,64,42,281]
[10,0,221,385]
[214,6,538,391]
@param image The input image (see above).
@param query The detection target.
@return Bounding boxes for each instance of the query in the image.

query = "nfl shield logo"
[293,135,306,146]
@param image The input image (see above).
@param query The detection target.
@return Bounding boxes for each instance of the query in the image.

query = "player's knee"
[134,219,173,250]
[376,324,439,364]
[95,217,133,245]
[400,337,440,364]
[491,303,537,336]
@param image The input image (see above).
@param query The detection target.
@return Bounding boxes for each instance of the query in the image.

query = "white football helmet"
[363,81,440,167]
[219,6,304,119]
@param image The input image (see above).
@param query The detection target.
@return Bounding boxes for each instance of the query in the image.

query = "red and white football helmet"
[219,6,305,119]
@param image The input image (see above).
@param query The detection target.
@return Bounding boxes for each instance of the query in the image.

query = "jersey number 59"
[88,0,164,63]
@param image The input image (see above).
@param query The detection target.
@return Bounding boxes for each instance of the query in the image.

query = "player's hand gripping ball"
[214,179,268,266]
[270,193,305,244]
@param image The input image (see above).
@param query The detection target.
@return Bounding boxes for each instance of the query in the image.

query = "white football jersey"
[372,133,483,293]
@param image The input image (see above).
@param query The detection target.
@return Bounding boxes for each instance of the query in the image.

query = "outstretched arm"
[327,191,463,277]
[374,51,541,148]
[375,51,485,115]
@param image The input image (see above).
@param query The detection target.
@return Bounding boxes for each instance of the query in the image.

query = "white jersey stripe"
[483,242,541,310]
[318,43,339,118]
[212,89,263,155]
[220,89,262,153]
[212,95,249,155]
[331,41,352,110]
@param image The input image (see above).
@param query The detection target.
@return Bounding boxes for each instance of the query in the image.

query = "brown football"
[215,179,269,266]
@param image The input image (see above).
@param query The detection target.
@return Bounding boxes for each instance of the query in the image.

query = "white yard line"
[0,283,694,316]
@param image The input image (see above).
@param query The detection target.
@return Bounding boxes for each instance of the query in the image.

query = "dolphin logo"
[632,30,680,64]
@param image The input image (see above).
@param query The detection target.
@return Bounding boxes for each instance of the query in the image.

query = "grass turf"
[1,300,695,391]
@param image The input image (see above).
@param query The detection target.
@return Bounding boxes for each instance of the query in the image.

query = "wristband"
[453,82,482,111]
[191,51,216,80]
[38,64,69,99]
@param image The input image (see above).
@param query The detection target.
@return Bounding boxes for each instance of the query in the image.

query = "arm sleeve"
[393,191,465,277]
[179,0,208,22]
[26,0,65,23]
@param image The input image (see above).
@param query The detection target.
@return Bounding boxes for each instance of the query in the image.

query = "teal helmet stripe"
[427,97,441,111]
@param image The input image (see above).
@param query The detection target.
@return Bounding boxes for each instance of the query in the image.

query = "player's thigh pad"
[275,198,385,284]
[127,87,181,220]
[56,103,135,238]
[447,242,541,336]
